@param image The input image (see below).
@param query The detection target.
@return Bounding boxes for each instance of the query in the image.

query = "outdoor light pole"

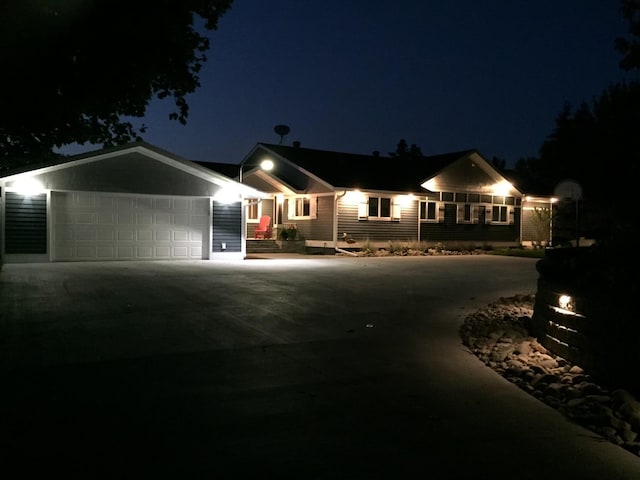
[239,158,274,183]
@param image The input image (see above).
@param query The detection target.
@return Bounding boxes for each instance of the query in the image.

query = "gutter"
[335,246,358,257]
[333,190,358,256]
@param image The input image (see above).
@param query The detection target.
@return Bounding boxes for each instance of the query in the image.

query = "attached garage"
[51,192,210,261]
[0,142,264,263]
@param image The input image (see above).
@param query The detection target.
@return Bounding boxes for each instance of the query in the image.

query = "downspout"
[334,190,358,256]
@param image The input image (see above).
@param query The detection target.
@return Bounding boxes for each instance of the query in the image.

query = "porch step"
[246,239,305,254]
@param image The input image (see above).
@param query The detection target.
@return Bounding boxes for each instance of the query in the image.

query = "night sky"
[60,0,636,167]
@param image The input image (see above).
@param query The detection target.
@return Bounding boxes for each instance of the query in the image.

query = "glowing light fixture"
[12,177,45,196]
[240,158,274,182]
[396,193,415,207]
[213,187,241,204]
[343,190,366,204]
[558,294,575,313]
[492,180,513,196]
[260,159,274,171]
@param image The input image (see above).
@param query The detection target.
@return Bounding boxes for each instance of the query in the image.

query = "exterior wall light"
[240,158,274,182]
[12,177,45,196]
[558,294,573,312]
[213,187,241,204]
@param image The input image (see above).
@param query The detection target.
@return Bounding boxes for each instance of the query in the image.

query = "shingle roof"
[193,161,239,179]
[259,143,477,192]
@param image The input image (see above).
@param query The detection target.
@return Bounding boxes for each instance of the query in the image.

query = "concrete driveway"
[1,256,639,478]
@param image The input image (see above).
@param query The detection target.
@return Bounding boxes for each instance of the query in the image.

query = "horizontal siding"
[420,223,519,243]
[212,200,241,252]
[521,207,551,243]
[297,196,334,241]
[338,200,419,242]
[5,192,47,254]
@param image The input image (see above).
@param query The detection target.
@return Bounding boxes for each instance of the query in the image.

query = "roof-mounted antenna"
[274,124,290,144]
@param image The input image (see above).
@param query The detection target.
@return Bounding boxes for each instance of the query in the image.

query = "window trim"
[246,198,262,223]
[288,196,317,220]
[360,195,400,221]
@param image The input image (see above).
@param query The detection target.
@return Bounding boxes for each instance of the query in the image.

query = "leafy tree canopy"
[0,0,233,169]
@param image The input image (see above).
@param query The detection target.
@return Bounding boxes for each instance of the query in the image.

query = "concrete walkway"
[1,256,639,478]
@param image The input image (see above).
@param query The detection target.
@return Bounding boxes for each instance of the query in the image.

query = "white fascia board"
[1,144,257,195]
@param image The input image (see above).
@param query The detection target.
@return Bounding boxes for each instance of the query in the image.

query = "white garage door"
[52,191,210,261]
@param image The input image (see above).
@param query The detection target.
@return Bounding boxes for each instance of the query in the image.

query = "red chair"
[254,215,271,239]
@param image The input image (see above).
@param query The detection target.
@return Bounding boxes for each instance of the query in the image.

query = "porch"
[246,239,306,254]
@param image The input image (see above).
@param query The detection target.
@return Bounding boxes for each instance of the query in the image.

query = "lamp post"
[239,158,274,183]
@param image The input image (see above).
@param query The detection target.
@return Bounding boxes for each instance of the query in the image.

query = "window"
[455,192,467,202]
[359,196,400,220]
[463,204,472,222]
[368,197,391,218]
[420,201,437,221]
[441,192,454,202]
[296,197,310,217]
[492,205,508,223]
[288,196,317,219]
[246,198,260,222]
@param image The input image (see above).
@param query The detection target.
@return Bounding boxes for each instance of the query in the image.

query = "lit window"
[246,199,260,222]
[295,197,310,217]
[288,196,316,219]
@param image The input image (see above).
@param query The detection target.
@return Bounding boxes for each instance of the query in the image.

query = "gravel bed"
[460,294,640,457]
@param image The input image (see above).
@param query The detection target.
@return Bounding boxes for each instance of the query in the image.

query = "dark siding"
[212,200,242,252]
[5,192,47,254]
[295,196,334,241]
[420,207,521,244]
[337,200,419,242]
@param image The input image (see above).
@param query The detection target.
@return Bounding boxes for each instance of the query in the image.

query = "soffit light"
[12,177,45,196]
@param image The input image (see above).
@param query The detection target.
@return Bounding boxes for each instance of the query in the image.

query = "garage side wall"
[212,200,242,253]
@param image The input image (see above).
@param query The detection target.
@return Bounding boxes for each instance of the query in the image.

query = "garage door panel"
[97,246,115,258]
[117,246,135,258]
[52,192,208,261]
[118,230,135,241]
[173,246,189,257]
[97,212,114,224]
[173,231,189,242]
[76,212,95,224]
[97,229,115,242]
[136,229,153,241]
[117,212,134,225]
[136,214,153,225]
[155,230,171,241]
[76,246,96,258]
[75,229,96,241]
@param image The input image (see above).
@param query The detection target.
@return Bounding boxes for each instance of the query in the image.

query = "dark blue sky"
[61,1,635,167]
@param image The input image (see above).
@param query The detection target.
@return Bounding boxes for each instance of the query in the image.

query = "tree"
[615,0,640,71]
[518,81,640,245]
[0,0,233,169]
[388,139,423,159]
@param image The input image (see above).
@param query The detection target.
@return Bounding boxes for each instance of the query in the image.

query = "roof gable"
[253,143,481,193]
[421,151,522,196]
[1,141,263,198]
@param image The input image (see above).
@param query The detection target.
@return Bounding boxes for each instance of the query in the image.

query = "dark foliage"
[388,138,423,160]
[515,81,640,246]
[0,0,233,169]
[615,0,640,71]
